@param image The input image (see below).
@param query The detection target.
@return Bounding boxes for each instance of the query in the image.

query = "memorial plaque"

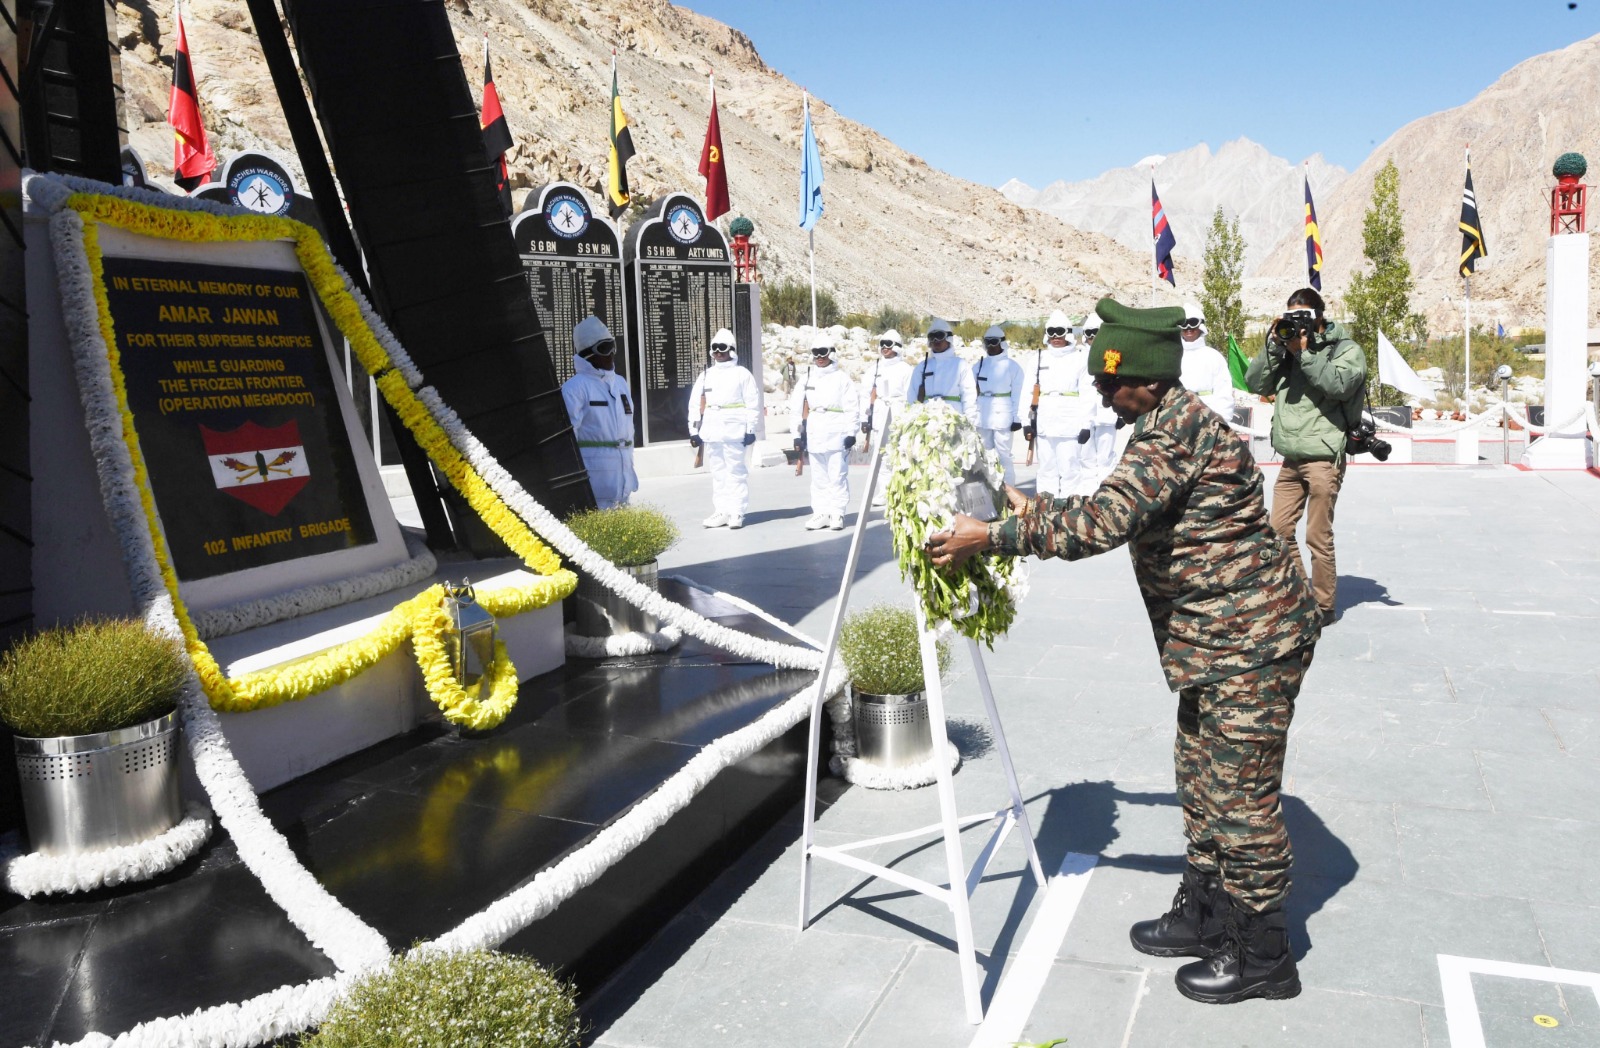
[194,151,326,233]
[512,183,625,387]
[101,256,377,581]
[623,193,735,445]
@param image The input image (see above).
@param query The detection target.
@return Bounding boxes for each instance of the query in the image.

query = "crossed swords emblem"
[220,449,298,483]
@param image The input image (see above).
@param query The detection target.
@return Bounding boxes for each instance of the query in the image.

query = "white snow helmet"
[1082,311,1104,340]
[573,315,614,354]
[1045,309,1071,332]
[710,328,737,354]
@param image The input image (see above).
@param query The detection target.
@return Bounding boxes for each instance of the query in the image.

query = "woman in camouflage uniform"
[927,297,1321,1006]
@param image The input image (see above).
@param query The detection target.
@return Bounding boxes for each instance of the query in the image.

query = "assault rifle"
[692,354,707,468]
[1024,344,1044,466]
[862,355,880,457]
[794,364,811,476]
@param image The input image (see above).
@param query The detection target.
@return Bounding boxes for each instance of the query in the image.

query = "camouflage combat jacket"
[988,385,1320,690]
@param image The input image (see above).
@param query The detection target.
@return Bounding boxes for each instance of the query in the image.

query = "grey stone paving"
[580,452,1600,1048]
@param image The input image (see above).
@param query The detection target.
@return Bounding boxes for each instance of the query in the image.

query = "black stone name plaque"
[512,183,626,387]
[623,193,735,445]
[101,256,377,581]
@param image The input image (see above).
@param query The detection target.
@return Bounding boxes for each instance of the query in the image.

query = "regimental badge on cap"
[1103,349,1122,375]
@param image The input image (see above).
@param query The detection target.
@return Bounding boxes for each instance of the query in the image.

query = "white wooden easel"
[797,409,1046,1024]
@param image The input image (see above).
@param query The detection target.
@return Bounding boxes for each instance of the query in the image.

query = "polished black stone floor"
[0,579,819,1047]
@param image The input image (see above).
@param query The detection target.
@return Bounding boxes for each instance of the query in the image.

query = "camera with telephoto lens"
[1272,310,1318,344]
[1344,415,1392,461]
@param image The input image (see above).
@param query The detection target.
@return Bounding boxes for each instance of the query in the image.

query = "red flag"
[699,80,729,221]
[480,40,514,216]
[168,7,216,191]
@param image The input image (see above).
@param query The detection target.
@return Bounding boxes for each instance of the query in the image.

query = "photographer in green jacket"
[1245,288,1366,624]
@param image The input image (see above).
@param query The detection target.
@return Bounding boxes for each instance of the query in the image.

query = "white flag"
[1377,330,1430,399]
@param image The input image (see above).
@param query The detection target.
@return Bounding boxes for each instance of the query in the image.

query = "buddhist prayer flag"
[1226,334,1251,392]
[480,40,514,216]
[699,77,730,221]
[1377,331,1430,399]
[1151,181,1176,285]
[1303,172,1324,290]
[607,56,636,219]
[798,93,824,232]
[168,5,215,191]
[1459,148,1488,277]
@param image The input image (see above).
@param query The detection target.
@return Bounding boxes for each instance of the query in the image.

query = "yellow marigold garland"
[64,192,580,727]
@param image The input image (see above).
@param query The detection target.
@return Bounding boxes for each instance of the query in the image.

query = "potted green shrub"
[299,948,580,1048]
[838,604,951,770]
[0,619,186,856]
[565,503,680,636]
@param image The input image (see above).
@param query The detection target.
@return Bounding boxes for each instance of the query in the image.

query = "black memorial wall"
[276,0,594,547]
[513,183,626,389]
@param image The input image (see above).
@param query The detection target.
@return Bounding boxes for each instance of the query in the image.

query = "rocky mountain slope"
[114,0,1151,321]
[1002,140,1348,276]
[1255,33,1600,331]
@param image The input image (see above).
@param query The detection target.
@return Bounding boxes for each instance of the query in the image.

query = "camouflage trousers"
[1175,646,1314,912]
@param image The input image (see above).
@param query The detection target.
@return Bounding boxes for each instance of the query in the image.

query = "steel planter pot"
[573,561,661,637]
[850,686,933,769]
[14,711,182,856]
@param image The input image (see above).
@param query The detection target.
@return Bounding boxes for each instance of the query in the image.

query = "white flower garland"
[44,192,392,975]
[831,743,960,791]
[563,622,684,657]
[193,531,437,639]
[2,804,212,897]
[31,172,840,1046]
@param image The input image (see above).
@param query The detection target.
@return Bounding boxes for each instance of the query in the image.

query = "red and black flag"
[1151,180,1176,286]
[168,5,216,191]
[1303,170,1324,290]
[699,76,729,221]
[480,39,514,216]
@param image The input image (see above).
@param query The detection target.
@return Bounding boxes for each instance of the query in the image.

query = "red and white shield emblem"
[201,420,311,516]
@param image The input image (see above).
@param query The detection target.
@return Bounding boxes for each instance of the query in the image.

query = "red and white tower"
[1524,153,1591,468]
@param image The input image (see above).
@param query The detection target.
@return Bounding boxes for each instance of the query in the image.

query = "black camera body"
[1272,311,1318,344]
[1345,416,1392,462]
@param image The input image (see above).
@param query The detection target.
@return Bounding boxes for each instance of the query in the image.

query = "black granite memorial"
[100,256,377,580]
[195,151,327,234]
[622,193,736,446]
[512,183,626,388]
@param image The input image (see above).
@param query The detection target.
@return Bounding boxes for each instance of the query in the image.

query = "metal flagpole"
[1150,164,1159,306]
[1463,275,1472,408]
[809,228,818,328]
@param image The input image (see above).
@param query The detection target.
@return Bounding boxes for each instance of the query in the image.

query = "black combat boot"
[1174,896,1300,1004]
[1129,864,1226,958]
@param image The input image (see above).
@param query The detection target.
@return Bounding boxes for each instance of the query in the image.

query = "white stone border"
[1,804,212,897]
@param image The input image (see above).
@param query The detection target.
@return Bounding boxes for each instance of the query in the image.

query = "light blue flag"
[798,94,824,231]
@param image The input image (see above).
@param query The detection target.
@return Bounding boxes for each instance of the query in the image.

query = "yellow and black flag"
[1459,147,1488,277]
[607,55,636,218]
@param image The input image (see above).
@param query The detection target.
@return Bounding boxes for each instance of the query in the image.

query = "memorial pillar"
[1523,153,1591,469]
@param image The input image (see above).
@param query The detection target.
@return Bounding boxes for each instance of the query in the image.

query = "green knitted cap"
[1086,297,1184,380]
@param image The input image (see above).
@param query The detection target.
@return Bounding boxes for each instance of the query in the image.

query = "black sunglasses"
[1045,327,1067,337]
[1179,319,1202,330]
[928,331,951,339]
[585,339,616,355]
[1083,330,1098,340]
[710,343,735,352]
[983,337,1003,346]
[811,347,832,355]
[879,341,899,349]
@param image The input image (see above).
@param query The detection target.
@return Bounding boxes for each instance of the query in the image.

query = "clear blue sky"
[684,0,1600,187]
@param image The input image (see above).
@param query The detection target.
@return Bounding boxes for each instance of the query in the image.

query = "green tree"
[1344,159,1429,403]
[761,277,840,327]
[1199,206,1246,343]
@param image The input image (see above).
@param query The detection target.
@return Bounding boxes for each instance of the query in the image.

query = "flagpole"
[805,91,818,328]
[1150,164,1158,306]
[1463,275,1472,408]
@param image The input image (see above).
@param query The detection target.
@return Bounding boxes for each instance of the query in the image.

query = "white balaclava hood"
[1181,302,1207,341]
[573,315,613,354]
[983,323,1009,354]
[710,328,737,364]
[926,318,954,353]
[878,329,903,352]
[811,333,836,367]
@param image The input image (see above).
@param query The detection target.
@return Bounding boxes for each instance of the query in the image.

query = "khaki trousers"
[1272,458,1346,613]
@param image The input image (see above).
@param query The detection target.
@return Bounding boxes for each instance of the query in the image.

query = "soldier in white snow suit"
[688,328,760,529]
[865,329,914,508]
[1074,309,1123,492]
[1179,301,1237,421]
[909,318,978,424]
[1026,310,1092,497]
[795,336,861,530]
[973,323,1025,484]
[561,316,637,508]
